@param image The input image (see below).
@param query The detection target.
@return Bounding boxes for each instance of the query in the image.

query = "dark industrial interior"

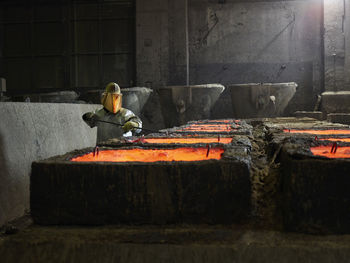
[1,0,350,262]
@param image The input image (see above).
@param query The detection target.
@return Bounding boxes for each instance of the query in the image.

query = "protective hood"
[101,82,122,113]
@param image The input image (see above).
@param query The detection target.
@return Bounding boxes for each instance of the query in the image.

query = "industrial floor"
[2,222,350,263]
[2,117,350,262]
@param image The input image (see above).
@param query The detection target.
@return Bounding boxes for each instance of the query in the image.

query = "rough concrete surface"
[136,0,323,113]
[280,140,350,234]
[0,102,100,227]
[230,82,297,118]
[158,84,225,127]
[327,113,350,124]
[294,111,323,120]
[322,91,350,114]
[324,0,350,91]
[2,225,350,263]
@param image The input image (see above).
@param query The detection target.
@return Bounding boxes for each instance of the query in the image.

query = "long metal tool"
[95,119,161,133]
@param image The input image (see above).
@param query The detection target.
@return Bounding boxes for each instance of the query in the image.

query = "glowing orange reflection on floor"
[143,137,232,144]
[310,146,350,158]
[319,138,350,143]
[71,147,224,163]
[284,129,350,135]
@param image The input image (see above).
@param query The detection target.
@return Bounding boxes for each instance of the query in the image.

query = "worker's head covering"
[101,82,122,113]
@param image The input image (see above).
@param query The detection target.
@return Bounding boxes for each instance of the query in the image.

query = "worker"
[82,82,142,143]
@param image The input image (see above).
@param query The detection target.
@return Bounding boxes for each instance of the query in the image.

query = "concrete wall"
[346,0,350,88]
[323,0,350,91]
[136,0,170,88]
[0,102,100,227]
[136,0,323,114]
[0,15,3,78]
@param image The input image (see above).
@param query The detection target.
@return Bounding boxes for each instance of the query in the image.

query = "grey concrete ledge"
[1,226,350,263]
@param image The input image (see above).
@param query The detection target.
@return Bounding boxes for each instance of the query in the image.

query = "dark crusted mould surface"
[28,117,350,235]
[187,119,241,124]
[280,140,350,234]
[49,140,252,162]
[247,124,284,230]
[31,143,252,225]
[159,120,253,136]
[159,129,251,136]
[97,135,252,154]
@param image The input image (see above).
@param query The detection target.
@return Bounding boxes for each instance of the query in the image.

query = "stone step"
[327,113,350,125]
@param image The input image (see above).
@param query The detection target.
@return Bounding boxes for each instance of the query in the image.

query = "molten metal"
[71,147,224,163]
[284,129,350,135]
[319,138,350,143]
[180,124,237,132]
[310,145,350,159]
[142,137,232,144]
[195,119,240,124]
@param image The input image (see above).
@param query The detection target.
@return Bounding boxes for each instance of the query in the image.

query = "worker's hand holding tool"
[82,113,98,128]
[122,121,139,132]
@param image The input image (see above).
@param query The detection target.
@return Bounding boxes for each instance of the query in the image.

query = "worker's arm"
[121,109,142,134]
[82,112,99,128]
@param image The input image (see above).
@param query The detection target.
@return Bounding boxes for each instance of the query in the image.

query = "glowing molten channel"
[310,146,350,159]
[180,124,237,132]
[71,147,224,163]
[319,138,350,143]
[195,119,240,124]
[143,137,232,144]
[284,129,350,135]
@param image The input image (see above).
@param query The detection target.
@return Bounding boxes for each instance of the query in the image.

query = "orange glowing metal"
[284,129,350,135]
[71,147,224,163]
[180,124,237,132]
[311,146,350,159]
[143,137,232,144]
[196,119,240,124]
[319,138,350,143]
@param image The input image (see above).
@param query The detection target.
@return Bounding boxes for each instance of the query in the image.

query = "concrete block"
[321,91,350,114]
[294,111,323,120]
[327,113,350,125]
[0,102,100,227]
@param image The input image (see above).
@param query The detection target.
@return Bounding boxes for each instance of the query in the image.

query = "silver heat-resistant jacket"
[84,107,142,144]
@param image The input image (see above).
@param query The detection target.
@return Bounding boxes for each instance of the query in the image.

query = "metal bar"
[95,119,160,134]
[3,54,66,58]
[1,21,64,25]
[320,0,325,93]
[185,0,189,86]
[71,0,131,4]
[0,0,131,5]
[71,52,133,56]
[98,1,103,89]
[30,4,35,92]
[69,17,134,22]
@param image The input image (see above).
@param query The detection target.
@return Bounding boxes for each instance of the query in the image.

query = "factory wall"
[0,103,100,227]
[0,20,3,78]
[0,1,135,95]
[136,0,324,115]
[324,0,350,91]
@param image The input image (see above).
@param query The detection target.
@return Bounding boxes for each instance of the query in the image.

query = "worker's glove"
[82,113,98,127]
[122,121,139,133]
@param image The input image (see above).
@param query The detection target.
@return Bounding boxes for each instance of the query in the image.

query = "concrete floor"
[1,224,350,263]
[2,117,350,262]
